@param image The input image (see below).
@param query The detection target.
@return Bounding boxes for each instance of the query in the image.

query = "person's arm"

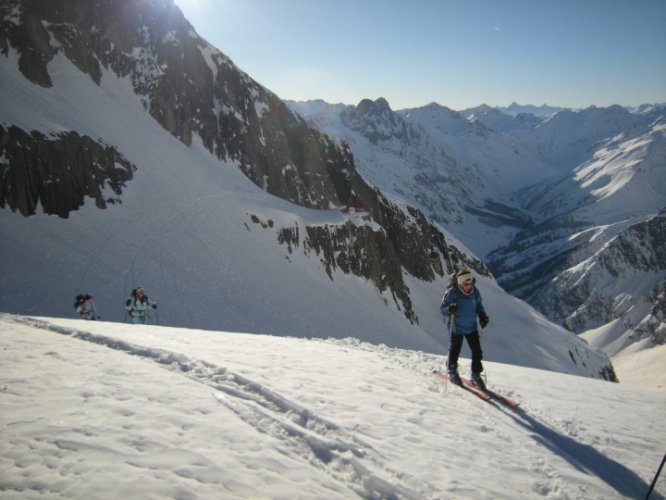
[440,289,457,317]
[476,289,489,328]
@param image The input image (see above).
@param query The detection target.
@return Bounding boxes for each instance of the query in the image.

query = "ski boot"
[448,369,462,386]
[471,372,486,390]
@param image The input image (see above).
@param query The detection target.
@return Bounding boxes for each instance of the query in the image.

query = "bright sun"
[173,0,206,11]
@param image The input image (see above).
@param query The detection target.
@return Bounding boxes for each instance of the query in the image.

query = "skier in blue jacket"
[440,268,490,388]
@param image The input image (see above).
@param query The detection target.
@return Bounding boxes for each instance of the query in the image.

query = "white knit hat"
[456,270,473,286]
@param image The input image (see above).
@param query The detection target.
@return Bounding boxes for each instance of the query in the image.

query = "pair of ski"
[433,370,519,408]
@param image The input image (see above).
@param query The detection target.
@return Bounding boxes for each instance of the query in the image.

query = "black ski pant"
[447,330,483,374]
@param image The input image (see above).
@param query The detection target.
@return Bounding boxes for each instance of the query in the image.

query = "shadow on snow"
[503,406,656,498]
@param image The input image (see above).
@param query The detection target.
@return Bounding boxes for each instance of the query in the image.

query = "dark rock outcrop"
[0,0,484,325]
[531,210,666,337]
[273,193,490,322]
[0,125,135,217]
[0,0,363,211]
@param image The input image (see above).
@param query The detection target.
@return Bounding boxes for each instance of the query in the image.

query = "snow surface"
[612,342,666,389]
[582,320,666,389]
[1,313,664,499]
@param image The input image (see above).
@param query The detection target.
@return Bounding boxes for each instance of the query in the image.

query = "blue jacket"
[440,282,485,334]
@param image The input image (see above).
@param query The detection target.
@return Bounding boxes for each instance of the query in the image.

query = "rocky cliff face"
[0,125,135,217]
[635,281,666,345]
[342,98,417,145]
[535,210,666,341]
[489,118,666,342]
[263,190,489,323]
[291,98,666,360]
[0,0,365,211]
[0,0,487,325]
[326,98,475,227]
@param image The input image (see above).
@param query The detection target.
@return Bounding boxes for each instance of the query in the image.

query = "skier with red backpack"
[74,294,100,320]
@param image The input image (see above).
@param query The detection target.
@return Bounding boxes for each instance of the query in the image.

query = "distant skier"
[74,294,100,320]
[125,287,157,324]
[440,268,490,388]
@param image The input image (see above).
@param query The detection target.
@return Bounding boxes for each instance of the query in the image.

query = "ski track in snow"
[4,314,660,499]
[11,315,436,499]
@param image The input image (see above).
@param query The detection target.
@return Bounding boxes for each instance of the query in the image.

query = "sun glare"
[173,0,209,11]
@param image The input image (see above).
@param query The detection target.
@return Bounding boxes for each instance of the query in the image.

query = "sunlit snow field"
[2,314,664,499]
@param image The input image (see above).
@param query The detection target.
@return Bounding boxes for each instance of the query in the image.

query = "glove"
[152,303,158,309]
[479,311,489,329]
[445,304,457,316]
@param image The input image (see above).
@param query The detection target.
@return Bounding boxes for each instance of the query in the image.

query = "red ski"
[434,371,519,408]
[433,370,491,402]
[460,376,520,408]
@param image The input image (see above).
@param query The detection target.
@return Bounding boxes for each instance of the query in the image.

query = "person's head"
[135,287,145,297]
[456,268,473,291]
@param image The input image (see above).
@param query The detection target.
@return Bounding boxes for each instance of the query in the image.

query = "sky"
[2,313,664,498]
[173,0,666,111]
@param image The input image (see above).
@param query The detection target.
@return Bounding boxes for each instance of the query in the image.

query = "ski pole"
[445,313,456,389]
[92,303,101,321]
[481,326,488,386]
[645,453,666,500]
[155,301,160,324]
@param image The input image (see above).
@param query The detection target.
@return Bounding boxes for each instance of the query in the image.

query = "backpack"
[126,289,147,308]
[74,294,89,308]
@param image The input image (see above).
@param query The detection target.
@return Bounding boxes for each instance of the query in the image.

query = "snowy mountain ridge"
[287,98,666,368]
[496,102,568,117]
[0,0,614,381]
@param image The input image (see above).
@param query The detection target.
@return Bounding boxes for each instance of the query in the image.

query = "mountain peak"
[356,97,392,115]
[499,102,568,117]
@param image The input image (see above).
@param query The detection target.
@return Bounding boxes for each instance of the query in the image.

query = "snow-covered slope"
[289,98,666,372]
[1,314,664,499]
[287,98,477,228]
[287,99,539,258]
[493,122,666,344]
[0,1,616,380]
[0,49,430,348]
